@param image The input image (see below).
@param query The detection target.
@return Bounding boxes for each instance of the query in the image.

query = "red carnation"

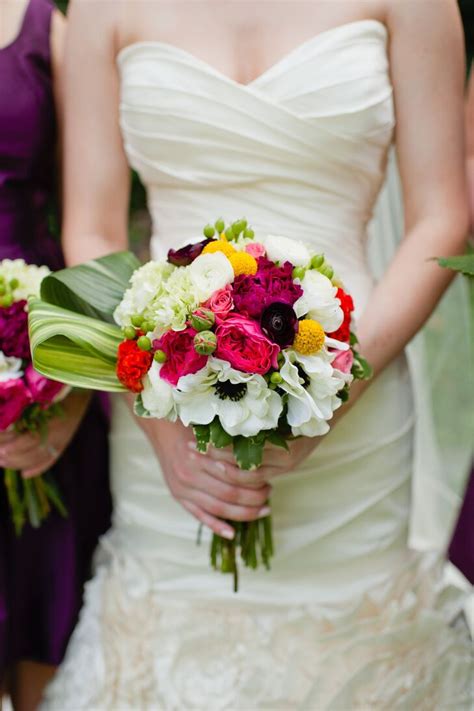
[328,288,354,343]
[116,339,153,393]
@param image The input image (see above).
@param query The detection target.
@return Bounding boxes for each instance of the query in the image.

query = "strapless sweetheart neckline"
[116,18,387,89]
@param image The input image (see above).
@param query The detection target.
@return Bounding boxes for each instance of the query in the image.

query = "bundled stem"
[2,469,67,536]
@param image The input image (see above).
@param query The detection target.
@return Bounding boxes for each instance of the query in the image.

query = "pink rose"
[203,285,234,322]
[0,379,32,431]
[245,242,266,259]
[154,327,207,386]
[215,314,279,375]
[25,365,65,406]
[331,349,354,374]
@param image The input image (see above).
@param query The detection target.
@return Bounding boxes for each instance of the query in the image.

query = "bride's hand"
[143,418,272,539]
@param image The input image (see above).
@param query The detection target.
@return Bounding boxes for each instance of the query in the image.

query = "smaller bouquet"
[0,260,67,535]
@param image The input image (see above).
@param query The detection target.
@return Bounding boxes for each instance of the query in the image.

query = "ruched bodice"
[117,20,394,309]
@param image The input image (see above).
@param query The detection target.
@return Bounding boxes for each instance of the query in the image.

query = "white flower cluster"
[0,351,23,382]
[0,259,50,300]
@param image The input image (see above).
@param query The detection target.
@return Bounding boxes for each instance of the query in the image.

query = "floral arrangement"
[0,260,67,535]
[111,219,371,588]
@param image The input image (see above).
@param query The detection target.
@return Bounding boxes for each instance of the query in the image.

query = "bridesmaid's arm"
[466,66,474,228]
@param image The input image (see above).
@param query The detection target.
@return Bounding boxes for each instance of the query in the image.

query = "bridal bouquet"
[0,260,67,535]
[28,219,371,588]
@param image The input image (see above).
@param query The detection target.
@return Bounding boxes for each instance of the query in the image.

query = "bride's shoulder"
[385,0,463,40]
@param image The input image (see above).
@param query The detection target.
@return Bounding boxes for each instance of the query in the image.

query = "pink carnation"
[154,327,207,386]
[215,314,279,375]
[233,258,303,319]
[203,285,234,322]
[331,349,354,374]
[25,365,65,406]
[0,379,32,431]
[245,242,266,259]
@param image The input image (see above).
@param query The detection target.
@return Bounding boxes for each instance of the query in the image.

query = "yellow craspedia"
[293,319,325,355]
[202,239,236,258]
[229,252,258,277]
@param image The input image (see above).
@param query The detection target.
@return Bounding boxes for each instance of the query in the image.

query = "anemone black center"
[296,365,310,389]
[214,381,248,401]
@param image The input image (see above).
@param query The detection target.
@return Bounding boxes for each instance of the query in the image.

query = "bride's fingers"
[185,467,271,507]
[180,499,235,539]
[187,489,270,523]
[190,453,268,489]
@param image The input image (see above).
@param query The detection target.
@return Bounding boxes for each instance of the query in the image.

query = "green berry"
[225,227,234,241]
[215,218,225,234]
[154,349,167,363]
[310,254,324,269]
[203,224,215,238]
[277,352,285,367]
[131,314,144,328]
[240,219,248,231]
[243,228,254,239]
[141,321,155,334]
[9,278,19,290]
[0,294,13,308]
[123,326,137,340]
[321,265,334,280]
[232,220,245,237]
[270,371,283,385]
[137,336,152,351]
[0,285,6,296]
[292,266,306,280]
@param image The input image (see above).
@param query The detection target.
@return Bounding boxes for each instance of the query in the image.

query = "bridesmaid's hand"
[0,391,91,478]
[142,418,272,539]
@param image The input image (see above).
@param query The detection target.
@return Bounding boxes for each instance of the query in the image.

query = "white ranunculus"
[188,253,234,303]
[0,351,23,382]
[175,358,282,437]
[140,361,177,421]
[279,351,345,437]
[262,234,311,267]
[294,270,344,332]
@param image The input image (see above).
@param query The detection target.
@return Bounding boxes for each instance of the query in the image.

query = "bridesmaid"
[0,0,111,708]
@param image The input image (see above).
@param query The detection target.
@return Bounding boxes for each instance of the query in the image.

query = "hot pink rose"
[0,379,32,431]
[25,365,65,405]
[245,242,266,259]
[331,349,354,374]
[203,285,234,322]
[154,327,207,386]
[215,314,279,375]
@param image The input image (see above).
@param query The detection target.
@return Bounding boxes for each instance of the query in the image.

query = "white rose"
[294,270,344,332]
[0,351,23,382]
[188,253,234,302]
[140,361,176,421]
[262,234,311,267]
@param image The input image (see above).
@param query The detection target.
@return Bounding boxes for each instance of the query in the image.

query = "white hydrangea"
[261,234,311,267]
[114,260,174,327]
[0,259,50,300]
[294,270,344,333]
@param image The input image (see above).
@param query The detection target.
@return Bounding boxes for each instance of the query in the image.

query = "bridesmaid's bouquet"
[0,260,67,535]
[28,219,371,589]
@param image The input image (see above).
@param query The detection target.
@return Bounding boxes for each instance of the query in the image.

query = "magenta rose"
[154,327,207,386]
[0,300,30,359]
[215,314,279,374]
[233,258,303,319]
[0,379,32,431]
[203,285,234,322]
[25,365,65,405]
[331,349,354,374]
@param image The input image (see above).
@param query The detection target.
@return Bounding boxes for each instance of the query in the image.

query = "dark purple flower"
[261,302,298,347]
[0,300,30,359]
[167,238,213,267]
[233,258,303,319]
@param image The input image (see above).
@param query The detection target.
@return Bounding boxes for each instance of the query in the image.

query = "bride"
[43,0,472,708]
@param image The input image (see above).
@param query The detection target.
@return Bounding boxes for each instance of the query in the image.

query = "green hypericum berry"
[141,321,155,334]
[321,265,334,279]
[292,266,306,280]
[154,349,167,363]
[311,254,324,269]
[131,314,144,328]
[0,275,4,284]
[137,336,152,351]
[225,227,234,241]
[243,228,255,239]
[270,371,283,385]
[0,294,13,308]
[123,326,137,340]
[240,219,248,231]
[194,330,217,355]
[232,220,245,236]
[0,285,6,296]
[203,224,215,238]
[9,278,19,290]
[277,352,285,367]
[215,218,225,234]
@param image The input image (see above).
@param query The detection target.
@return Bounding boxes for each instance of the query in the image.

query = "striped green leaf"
[438,254,474,277]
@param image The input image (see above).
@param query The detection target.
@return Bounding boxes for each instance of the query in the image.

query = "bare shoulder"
[385,0,463,45]
[66,0,121,55]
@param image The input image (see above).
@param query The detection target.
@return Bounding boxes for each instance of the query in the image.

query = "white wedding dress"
[43,20,472,710]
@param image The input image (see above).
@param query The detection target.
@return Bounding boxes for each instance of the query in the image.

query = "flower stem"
[4,469,25,536]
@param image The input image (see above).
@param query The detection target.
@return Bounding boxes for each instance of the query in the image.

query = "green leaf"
[351,354,373,381]
[193,425,211,453]
[40,251,140,322]
[265,430,289,451]
[349,331,359,346]
[134,394,152,418]
[209,418,233,449]
[233,434,266,470]
[29,298,125,391]
[438,254,474,277]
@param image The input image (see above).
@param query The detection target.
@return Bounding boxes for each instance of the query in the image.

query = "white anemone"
[140,361,177,421]
[0,351,23,382]
[278,351,345,437]
[174,358,283,437]
[261,234,311,267]
[294,270,344,333]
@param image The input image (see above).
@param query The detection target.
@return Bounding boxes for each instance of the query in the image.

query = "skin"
[61,0,468,542]
[0,3,77,709]
[466,67,474,227]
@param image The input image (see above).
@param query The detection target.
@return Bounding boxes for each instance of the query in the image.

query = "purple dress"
[0,0,111,673]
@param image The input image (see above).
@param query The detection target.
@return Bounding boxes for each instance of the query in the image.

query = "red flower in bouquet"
[116,339,153,393]
[328,288,354,343]
[215,314,279,374]
[0,379,32,430]
[233,258,303,319]
[154,327,207,386]
[25,365,64,406]
[0,300,30,359]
